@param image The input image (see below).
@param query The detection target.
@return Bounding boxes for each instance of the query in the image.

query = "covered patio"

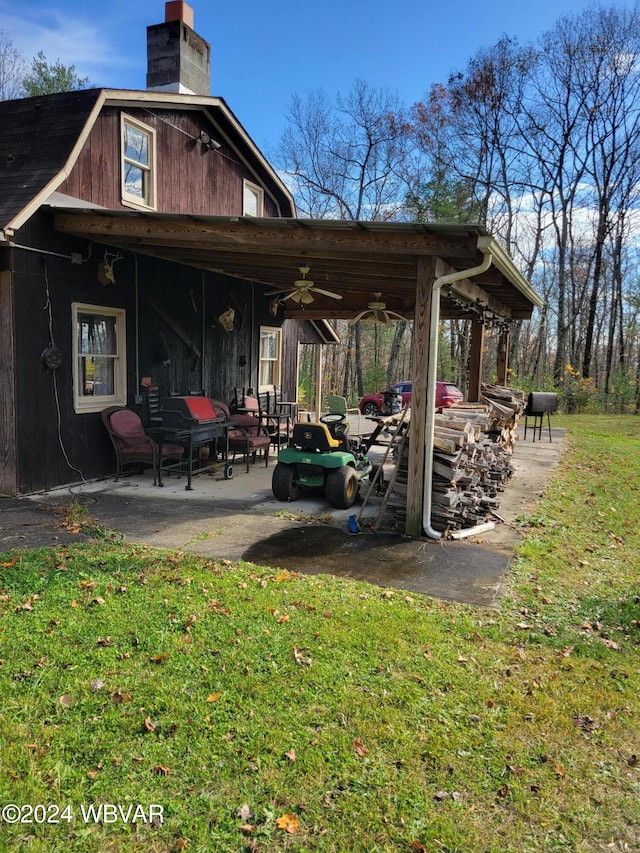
[14,421,564,608]
[54,211,543,538]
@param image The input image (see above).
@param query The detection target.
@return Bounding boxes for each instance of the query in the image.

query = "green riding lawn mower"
[271,413,374,509]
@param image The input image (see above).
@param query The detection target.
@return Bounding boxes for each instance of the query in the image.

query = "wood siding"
[57,107,281,217]
[0,263,17,494]
[5,210,305,493]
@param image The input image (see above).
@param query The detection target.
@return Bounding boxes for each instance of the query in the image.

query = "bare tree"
[0,30,27,100]
[274,80,414,398]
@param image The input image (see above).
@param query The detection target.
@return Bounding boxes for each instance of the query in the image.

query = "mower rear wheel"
[272,462,302,502]
[326,466,359,508]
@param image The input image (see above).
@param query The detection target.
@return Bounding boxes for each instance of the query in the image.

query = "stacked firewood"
[385,384,525,535]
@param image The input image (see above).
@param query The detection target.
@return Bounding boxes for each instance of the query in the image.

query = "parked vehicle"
[358,381,463,416]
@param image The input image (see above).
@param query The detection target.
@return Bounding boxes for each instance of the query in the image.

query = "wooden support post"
[405,256,444,538]
[314,343,323,421]
[467,317,485,403]
[496,329,510,387]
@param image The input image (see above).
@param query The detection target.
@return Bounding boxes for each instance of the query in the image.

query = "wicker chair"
[101,406,184,485]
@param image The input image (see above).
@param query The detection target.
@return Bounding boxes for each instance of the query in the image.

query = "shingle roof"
[0,88,102,230]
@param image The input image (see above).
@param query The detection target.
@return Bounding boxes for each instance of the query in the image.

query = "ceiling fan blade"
[386,309,407,321]
[349,309,369,325]
[310,286,342,300]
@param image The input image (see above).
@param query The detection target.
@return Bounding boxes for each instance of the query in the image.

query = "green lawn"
[0,414,638,852]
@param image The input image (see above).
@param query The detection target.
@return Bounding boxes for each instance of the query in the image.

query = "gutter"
[422,240,494,539]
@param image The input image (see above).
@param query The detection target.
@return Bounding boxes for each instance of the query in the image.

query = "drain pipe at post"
[422,243,494,539]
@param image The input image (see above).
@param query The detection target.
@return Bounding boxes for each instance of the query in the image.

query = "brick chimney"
[146,2,211,96]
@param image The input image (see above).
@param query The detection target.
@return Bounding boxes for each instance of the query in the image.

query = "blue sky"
[1,0,637,153]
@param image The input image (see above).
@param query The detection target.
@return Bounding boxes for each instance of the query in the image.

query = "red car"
[358,381,463,416]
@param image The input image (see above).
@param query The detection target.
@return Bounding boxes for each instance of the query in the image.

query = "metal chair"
[211,400,270,473]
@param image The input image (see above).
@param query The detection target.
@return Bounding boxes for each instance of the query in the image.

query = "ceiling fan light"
[300,290,314,305]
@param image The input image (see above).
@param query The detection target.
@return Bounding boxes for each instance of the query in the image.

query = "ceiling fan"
[267,265,342,305]
[350,292,406,325]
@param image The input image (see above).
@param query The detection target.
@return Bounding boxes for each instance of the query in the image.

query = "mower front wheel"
[326,466,359,509]
[272,462,302,502]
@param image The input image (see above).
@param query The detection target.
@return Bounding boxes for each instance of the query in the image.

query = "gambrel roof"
[0,88,295,236]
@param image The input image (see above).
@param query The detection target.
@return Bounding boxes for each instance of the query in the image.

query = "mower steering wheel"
[320,412,346,425]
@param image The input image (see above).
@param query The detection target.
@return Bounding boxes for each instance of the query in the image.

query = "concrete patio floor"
[1,424,565,609]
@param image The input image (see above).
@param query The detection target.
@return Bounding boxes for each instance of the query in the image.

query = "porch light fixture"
[199,131,221,151]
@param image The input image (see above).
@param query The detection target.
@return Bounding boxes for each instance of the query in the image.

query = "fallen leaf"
[353,738,368,757]
[276,813,299,833]
[143,715,158,733]
[92,597,106,606]
[58,694,73,708]
[175,838,189,850]
[150,653,170,663]
[554,763,567,777]
[79,580,97,590]
[410,843,427,852]
[152,764,170,776]
[97,636,113,647]
[274,572,291,582]
[110,690,132,704]
[206,692,221,703]
[184,614,198,631]
[239,824,255,833]
[1,557,18,567]
[237,804,253,821]
[90,677,105,691]
[277,614,290,624]
[284,748,296,762]
[292,647,312,666]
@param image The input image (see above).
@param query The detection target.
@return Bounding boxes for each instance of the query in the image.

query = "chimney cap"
[165,1,194,28]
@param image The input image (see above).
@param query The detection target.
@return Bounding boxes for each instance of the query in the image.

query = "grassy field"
[0,414,638,852]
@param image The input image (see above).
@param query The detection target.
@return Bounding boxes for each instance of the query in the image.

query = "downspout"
[422,242,494,539]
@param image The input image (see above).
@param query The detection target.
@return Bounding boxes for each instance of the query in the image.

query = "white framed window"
[73,303,126,413]
[259,326,281,390]
[121,114,157,210]
[243,180,264,217]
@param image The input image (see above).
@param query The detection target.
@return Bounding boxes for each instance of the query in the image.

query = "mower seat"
[292,422,341,453]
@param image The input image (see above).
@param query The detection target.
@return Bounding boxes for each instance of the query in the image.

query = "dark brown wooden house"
[0,1,542,539]
[0,2,333,495]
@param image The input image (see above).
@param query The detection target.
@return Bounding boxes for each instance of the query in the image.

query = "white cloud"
[0,4,139,88]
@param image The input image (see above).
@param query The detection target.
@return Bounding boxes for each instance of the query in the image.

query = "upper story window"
[121,115,156,210]
[73,303,126,413]
[243,180,264,217]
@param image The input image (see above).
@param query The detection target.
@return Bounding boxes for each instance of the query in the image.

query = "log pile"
[383,384,526,535]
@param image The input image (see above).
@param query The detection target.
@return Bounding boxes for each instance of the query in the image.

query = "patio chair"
[210,400,270,473]
[101,406,184,485]
[325,395,359,416]
[140,383,162,428]
[245,393,291,450]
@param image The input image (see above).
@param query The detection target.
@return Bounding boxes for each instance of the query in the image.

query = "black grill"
[524,392,558,442]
